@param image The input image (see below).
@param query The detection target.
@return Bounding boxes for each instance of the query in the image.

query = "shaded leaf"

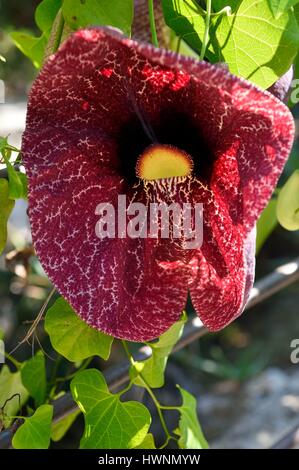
[62,0,134,36]
[51,408,80,441]
[71,369,151,449]
[45,297,113,361]
[0,179,15,254]
[21,351,47,407]
[268,0,299,18]
[177,386,208,449]
[12,405,53,449]
[35,0,63,32]
[162,0,210,58]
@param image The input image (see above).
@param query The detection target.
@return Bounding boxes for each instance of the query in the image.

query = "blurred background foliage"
[0,0,39,99]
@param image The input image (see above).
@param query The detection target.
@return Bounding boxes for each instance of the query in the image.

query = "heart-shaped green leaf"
[163,0,299,88]
[71,369,151,449]
[12,405,53,449]
[45,297,113,361]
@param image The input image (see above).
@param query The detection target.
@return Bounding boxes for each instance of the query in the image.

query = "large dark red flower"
[22,27,294,341]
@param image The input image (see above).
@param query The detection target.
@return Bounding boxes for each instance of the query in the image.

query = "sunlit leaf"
[277,170,299,230]
[133,433,156,449]
[133,313,186,388]
[1,153,27,200]
[12,405,53,449]
[0,365,28,428]
[163,0,299,88]
[45,297,113,361]
[71,369,151,449]
[177,386,208,449]
[10,32,48,69]
[256,199,278,254]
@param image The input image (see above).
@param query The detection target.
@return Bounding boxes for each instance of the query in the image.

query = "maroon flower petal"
[22,27,294,340]
[24,129,191,340]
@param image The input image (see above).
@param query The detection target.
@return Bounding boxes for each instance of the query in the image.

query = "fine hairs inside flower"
[136,144,194,180]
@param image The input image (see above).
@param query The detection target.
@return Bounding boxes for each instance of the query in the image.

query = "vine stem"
[199,0,212,61]
[121,340,173,446]
[148,0,159,47]
[176,36,182,54]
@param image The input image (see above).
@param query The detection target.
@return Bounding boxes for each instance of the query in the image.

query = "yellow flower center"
[136,144,193,181]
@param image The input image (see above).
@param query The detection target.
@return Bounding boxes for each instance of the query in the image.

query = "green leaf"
[0,365,29,428]
[133,433,156,449]
[11,0,63,68]
[71,369,151,449]
[256,198,278,254]
[277,170,299,230]
[45,297,113,361]
[17,173,28,199]
[21,351,47,407]
[51,408,80,441]
[35,0,63,33]
[12,405,53,449]
[214,0,299,88]
[163,0,299,89]
[62,0,134,36]
[169,31,199,59]
[0,179,15,254]
[162,0,210,58]
[10,31,48,69]
[268,0,299,18]
[0,136,8,152]
[177,386,208,449]
[133,313,186,388]
[1,153,27,200]
[0,136,19,153]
